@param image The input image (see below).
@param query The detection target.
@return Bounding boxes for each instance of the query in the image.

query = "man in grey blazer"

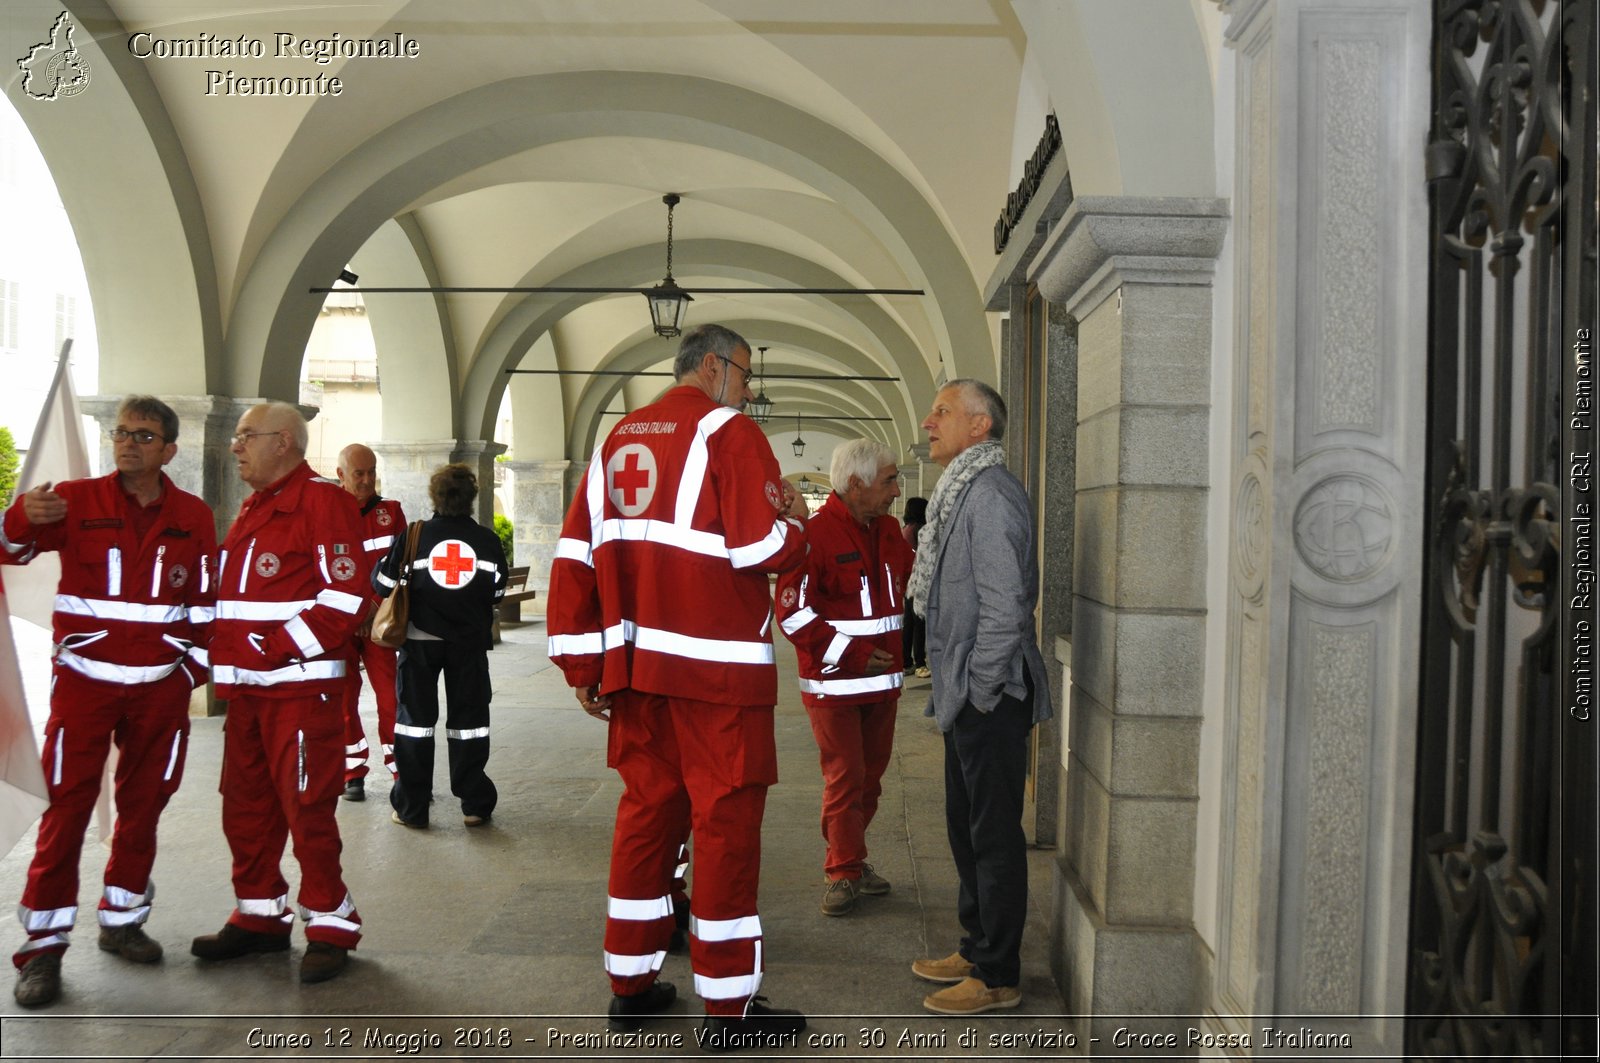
[904,379,1053,1016]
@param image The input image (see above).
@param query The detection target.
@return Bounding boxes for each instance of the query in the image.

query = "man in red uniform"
[191,401,367,985]
[3,396,216,1008]
[333,442,405,802]
[775,439,912,917]
[547,323,811,1050]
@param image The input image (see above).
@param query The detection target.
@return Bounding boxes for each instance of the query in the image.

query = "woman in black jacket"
[372,463,508,828]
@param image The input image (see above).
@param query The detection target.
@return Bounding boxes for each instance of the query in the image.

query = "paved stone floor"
[0,618,1066,1061]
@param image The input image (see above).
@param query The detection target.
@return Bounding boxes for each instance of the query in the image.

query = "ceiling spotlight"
[748,346,774,424]
[645,193,693,338]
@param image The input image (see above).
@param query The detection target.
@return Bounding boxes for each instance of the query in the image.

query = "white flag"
[2,343,92,628]
[0,582,48,858]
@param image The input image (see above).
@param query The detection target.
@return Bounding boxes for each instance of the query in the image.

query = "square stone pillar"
[503,458,570,609]
[1030,197,1228,1048]
[449,440,508,528]
[368,441,458,527]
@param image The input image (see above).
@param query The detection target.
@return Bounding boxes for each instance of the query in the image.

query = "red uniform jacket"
[547,386,808,706]
[211,462,368,699]
[0,472,216,687]
[776,492,913,707]
[356,497,406,608]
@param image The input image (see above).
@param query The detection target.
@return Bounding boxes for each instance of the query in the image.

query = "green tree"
[0,427,18,505]
[493,513,514,566]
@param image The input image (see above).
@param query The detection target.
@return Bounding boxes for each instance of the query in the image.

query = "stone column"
[369,441,457,527]
[898,443,932,501]
[1208,4,1428,1055]
[1030,196,1228,1045]
[450,440,508,527]
[503,458,569,608]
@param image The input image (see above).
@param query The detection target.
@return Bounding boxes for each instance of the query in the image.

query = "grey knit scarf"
[907,440,1006,618]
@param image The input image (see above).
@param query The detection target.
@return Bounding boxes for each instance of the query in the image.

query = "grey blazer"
[923,463,1054,732]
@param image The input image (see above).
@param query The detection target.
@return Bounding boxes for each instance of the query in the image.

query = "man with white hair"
[192,401,368,985]
[907,379,1052,1016]
[775,438,913,917]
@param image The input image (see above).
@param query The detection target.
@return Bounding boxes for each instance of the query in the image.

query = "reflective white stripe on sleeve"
[779,607,819,636]
[555,537,592,566]
[799,672,905,696]
[695,971,762,1001]
[394,723,434,738]
[284,615,324,657]
[212,660,347,686]
[362,535,395,552]
[605,950,666,977]
[827,615,902,636]
[822,632,851,667]
[548,631,604,656]
[54,596,186,623]
[690,914,762,942]
[446,727,490,740]
[55,648,183,685]
[729,519,793,569]
[608,895,673,922]
[375,570,398,589]
[0,522,31,556]
[186,647,210,668]
[215,599,317,621]
[189,606,215,624]
[316,588,365,614]
[474,560,498,573]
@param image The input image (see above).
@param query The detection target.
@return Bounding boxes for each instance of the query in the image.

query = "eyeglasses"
[717,355,753,386]
[231,430,283,447]
[110,428,165,445]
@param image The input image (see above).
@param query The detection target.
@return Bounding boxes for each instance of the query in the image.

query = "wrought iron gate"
[1411,0,1596,1058]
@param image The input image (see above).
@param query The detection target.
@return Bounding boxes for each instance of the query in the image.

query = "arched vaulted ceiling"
[6,0,1219,467]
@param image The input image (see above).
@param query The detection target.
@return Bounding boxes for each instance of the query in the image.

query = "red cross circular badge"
[168,564,188,589]
[765,481,782,511]
[255,552,280,578]
[780,586,797,609]
[606,444,658,517]
[427,539,478,589]
[331,556,357,582]
[375,509,392,527]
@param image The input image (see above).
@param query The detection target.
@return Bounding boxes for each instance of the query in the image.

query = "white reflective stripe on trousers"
[607,895,673,922]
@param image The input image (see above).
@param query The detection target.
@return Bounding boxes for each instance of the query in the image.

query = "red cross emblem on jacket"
[428,539,477,587]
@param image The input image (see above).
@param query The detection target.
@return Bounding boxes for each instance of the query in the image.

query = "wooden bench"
[498,565,537,623]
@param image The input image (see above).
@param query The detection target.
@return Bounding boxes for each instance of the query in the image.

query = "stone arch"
[225,72,990,401]
[1011,0,1216,197]
[348,215,457,440]
[8,0,219,393]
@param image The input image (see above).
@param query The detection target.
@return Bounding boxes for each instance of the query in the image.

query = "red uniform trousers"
[13,667,192,968]
[604,691,774,1016]
[805,698,898,880]
[220,693,361,949]
[341,635,398,782]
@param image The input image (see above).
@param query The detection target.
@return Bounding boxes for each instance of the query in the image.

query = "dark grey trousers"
[942,675,1033,988]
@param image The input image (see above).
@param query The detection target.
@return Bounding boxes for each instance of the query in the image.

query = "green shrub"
[493,513,514,566]
[0,427,18,505]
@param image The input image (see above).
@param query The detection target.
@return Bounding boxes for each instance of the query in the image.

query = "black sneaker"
[607,979,676,1031]
[341,779,365,802]
[698,998,806,1053]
